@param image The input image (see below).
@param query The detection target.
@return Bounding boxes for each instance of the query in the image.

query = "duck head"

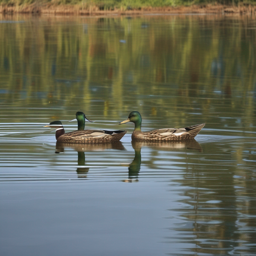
[70,111,93,131]
[44,120,65,140]
[120,111,142,131]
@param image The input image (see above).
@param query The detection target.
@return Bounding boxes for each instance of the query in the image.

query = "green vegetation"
[1,0,256,8]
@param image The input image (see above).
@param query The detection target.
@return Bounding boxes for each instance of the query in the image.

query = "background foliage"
[1,0,256,8]
[0,15,255,130]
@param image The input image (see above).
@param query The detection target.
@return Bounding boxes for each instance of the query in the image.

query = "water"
[0,14,256,255]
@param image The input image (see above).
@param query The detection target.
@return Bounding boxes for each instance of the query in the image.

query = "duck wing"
[58,130,126,143]
[142,123,205,140]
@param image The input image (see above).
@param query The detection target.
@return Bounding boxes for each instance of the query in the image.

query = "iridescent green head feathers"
[120,111,142,131]
[71,111,93,131]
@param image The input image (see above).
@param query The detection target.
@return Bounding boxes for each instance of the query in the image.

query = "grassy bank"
[0,0,256,14]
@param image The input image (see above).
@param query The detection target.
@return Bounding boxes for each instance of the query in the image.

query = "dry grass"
[1,2,256,15]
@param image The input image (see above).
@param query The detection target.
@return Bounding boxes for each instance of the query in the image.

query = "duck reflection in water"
[55,141,125,178]
[76,151,89,178]
[123,139,202,183]
[123,142,141,183]
[133,139,202,152]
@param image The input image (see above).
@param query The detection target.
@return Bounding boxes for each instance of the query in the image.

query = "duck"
[119,111,205,141]
[44,111,126,144]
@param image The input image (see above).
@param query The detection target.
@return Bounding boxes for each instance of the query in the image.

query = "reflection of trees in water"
[0,16,255,128]
[170,141,256,254]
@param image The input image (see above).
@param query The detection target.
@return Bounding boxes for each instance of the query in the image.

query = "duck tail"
[185,123,205,138]
[103,130,127,142]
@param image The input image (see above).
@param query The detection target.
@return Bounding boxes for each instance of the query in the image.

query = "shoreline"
[1,4,256,16]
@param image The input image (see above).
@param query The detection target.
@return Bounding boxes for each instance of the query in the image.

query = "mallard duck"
[44,112,126,144]
[119,111,205,141]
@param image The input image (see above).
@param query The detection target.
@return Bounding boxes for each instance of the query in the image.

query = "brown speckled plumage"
[45,120,126,144]
[131,123,205,141]
[57,129,126,144]
[120,111,205,142]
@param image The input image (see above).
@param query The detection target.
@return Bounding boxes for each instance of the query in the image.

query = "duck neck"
[77,119,85,131]
[56,128,65,140]
[134,119,142,131]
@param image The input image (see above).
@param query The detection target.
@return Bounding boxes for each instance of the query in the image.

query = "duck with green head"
[45,111,126,144]
[120,111,205,141]
[69,111,92,131]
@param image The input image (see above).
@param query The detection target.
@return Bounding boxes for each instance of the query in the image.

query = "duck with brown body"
[45,112,126,144]
[120,111,205,141]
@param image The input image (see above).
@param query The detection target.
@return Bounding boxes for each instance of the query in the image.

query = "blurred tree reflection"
[0,15,255,130]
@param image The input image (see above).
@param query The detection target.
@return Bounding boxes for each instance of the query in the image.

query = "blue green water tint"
[0,14,256,255]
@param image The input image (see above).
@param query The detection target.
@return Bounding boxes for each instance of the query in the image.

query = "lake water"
[0,14,256,255]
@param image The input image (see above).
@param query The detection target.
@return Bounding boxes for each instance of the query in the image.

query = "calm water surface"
[0,14,256,255]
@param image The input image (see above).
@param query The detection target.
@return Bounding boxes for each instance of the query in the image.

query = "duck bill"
[44,125,50,127]
[119,119,130,125]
